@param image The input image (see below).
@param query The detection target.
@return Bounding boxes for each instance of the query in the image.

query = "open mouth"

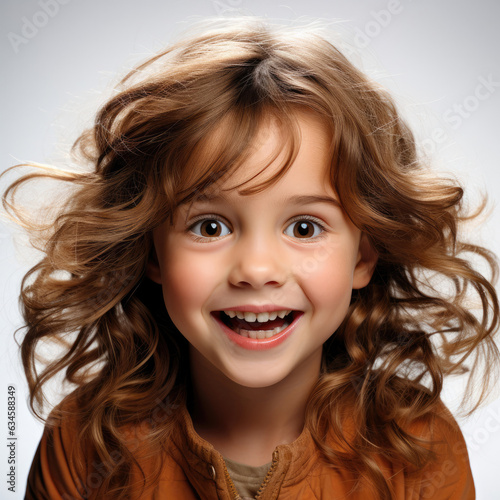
[212,310,301,339]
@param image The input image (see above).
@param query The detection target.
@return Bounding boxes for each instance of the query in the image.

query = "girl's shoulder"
[407,400,471,461]
[26,397,90,499]
[398,403,475,498]
[319,399,474,498]
[26,395,182,499]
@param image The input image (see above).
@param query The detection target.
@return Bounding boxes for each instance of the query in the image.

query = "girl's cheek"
[296,247,358,309]
[162,246,221,312]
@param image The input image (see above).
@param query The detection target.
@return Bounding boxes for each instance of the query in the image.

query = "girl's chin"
[215,357,301,389]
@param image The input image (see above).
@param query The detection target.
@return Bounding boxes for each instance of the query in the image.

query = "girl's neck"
[187,347,322,466]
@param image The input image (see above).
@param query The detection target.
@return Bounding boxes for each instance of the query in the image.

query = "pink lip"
[211,311,304,351]
[214,304,300,313]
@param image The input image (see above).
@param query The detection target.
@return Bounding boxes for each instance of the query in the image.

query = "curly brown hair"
[2,17,499,500]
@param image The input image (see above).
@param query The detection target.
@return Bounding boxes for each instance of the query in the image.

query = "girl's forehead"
[192,111,335,201]
[209,110,332,188]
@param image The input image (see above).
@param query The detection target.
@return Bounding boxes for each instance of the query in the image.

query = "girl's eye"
[190,218,231,239]
[189,217,322,240]
[284,219,324,239]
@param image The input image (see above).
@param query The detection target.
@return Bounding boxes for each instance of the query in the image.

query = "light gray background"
[1,0,500,498]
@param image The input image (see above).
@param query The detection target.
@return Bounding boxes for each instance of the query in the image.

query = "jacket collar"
[170,402,320,496]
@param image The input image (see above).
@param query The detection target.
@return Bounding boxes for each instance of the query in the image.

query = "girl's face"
[148,111,377,389]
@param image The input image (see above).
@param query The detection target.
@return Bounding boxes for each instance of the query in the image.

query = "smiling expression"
[147,110,377,388]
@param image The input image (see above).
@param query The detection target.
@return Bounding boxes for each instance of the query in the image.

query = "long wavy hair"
[3,17,499,499]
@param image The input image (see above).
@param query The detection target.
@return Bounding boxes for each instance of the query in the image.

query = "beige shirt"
[223,456,272,499]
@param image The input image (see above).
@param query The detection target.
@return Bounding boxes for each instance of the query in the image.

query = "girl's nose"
[227,236,287,289]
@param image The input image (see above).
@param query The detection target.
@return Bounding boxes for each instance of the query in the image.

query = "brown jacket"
[25,400,475,499]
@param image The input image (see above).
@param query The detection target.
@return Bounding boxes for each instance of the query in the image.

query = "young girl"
[4,16,499,500]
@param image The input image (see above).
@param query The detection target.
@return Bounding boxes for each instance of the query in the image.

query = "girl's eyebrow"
[192,193,340,207]
[285,194,341,208]
[183,193,341,223]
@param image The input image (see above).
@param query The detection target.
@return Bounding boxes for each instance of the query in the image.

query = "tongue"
[228,316,287,331]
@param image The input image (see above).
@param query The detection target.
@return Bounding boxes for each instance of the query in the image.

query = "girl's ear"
[352,233,378,290]
[146,245,163,284]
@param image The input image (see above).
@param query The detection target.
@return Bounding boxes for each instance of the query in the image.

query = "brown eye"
[200,220,221,237]
[191,218,231,239]
[294,221,314,238]
[284,219,323,239]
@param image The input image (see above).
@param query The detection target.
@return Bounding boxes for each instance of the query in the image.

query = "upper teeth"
[224,310,291,322]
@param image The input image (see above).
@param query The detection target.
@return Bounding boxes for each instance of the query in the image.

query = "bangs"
[166,105,308,210]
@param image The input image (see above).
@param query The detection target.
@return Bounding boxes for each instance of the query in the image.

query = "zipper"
[222,461,242,500]
[254,450,279,500]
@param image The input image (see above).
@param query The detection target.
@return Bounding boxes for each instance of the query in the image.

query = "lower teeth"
[236,322,289,339]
